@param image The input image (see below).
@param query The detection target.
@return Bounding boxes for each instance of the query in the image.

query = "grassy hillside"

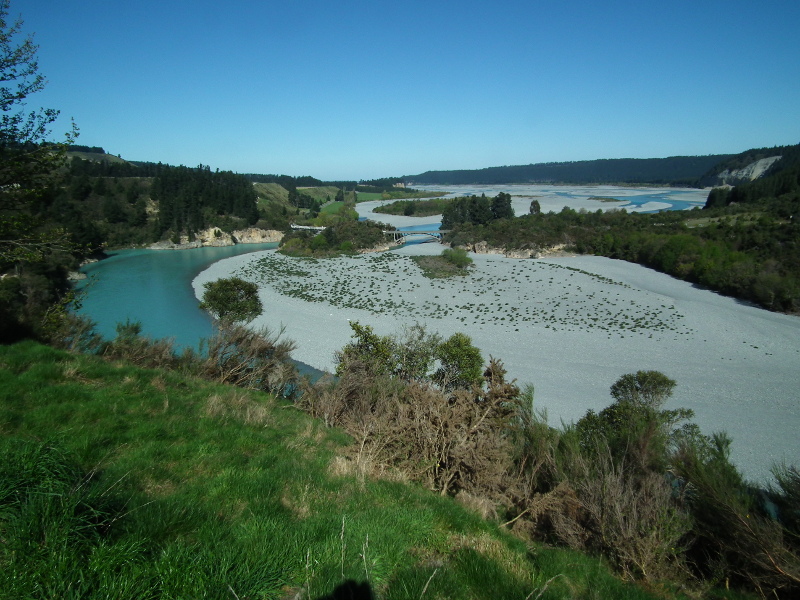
[0,341,666,600]
[297,185,347,202]
[254,181,291,204]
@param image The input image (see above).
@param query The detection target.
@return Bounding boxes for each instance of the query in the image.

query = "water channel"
[76,243,279,350]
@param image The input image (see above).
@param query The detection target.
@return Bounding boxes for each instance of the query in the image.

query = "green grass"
[685,211,764,227]
[0,341,673,599]
[356,190,449,203]
[321,201,345,214]
[299,186,352,203]
[356,191,385,202]
[254,182,291,205]
[373,198,452,217]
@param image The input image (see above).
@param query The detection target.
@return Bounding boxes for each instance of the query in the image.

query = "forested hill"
[697,143,800,186]
[407,155,732,186]
[705,143,800,208]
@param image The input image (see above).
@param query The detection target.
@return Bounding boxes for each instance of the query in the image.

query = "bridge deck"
[384,230,451,243]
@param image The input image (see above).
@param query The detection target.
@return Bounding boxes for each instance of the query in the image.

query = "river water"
[76,243,279,349]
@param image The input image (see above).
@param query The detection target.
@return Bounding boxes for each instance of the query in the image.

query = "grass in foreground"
[1,341,677,599]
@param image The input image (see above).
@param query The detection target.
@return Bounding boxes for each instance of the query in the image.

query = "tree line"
[443,174,799,312]
[408,155,731,186]
[151,164,258,237]
[440,192,514,228]
[372,196,451,217]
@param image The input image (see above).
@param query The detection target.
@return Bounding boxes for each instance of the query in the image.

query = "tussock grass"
[0,340,670,599]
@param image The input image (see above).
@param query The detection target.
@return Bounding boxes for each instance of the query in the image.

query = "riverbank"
[149,227,283,250]
[193,242,800,484]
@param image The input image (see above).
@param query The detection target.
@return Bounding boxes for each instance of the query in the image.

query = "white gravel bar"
[193,195,799,483]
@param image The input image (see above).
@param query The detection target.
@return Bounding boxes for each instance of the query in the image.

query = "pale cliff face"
[712,155,783,187]
[149,228,284,250]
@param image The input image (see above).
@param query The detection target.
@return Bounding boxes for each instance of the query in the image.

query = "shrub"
[673,433,800,597]
[308,324,521,500]
[433,332,483,391]
[441,247,473,269]
[576,371,690,474]
[198,277,262,323]
[201,321,297,398]
[102,318,192,371]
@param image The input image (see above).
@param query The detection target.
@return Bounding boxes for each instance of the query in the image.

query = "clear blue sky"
[13,0,800,181]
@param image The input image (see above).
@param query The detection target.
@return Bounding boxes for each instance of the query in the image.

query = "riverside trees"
[440,192,513,228]
[445,189,800,312]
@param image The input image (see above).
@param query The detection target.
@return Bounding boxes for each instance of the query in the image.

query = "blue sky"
[13,0,800,180]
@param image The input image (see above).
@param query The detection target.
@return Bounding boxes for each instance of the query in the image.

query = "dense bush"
[41,303,800,597]
[279,220,391,257]
[198,276,263,323]
[441,247,473,269]
[371,197,451,217]
[298,323,800,595]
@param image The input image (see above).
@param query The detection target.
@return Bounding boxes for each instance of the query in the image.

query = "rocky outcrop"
[357,240,400,254]
[149,227,283,250]
[232,228,284,244]
[467,241,574,259]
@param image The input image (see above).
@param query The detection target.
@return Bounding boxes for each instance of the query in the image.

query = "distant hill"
[697,143,800,188]
[66,145,129,165]
[704,143,800,208]
[406,155,734,186]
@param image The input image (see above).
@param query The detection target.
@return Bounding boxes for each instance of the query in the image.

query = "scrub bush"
[198,276,263,323]
[201,321,297,397]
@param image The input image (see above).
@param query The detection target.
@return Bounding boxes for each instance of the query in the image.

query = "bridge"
[384,230,451,244]
[290,224,326,232]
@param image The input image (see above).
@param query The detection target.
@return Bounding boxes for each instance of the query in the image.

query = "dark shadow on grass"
[314,579,375,600]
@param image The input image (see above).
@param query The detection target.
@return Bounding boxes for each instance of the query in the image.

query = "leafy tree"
[434,332,484,391]
[335,321,442,382]
[577,370,689,473]
[441,193,512,228]
[529,199,541,215]
[0,0,76,264]
[198,277,262,323]
[609,370,676,409]
[0,1,79,343]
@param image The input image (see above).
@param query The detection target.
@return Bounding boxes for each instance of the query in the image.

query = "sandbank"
[193,241,800,483]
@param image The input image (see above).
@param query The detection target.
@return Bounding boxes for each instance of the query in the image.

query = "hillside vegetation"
[444,147,800,313]
[5,9,796,596]
[4,306,799,599]
[0,339,668,600]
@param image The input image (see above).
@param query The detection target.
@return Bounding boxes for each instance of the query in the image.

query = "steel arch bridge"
[384,230,450,244]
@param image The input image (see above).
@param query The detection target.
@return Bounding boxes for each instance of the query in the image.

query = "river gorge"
[79,185,799,483]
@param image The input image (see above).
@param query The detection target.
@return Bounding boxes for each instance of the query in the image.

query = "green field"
[320,200,345,214]
[356,190,449,203]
